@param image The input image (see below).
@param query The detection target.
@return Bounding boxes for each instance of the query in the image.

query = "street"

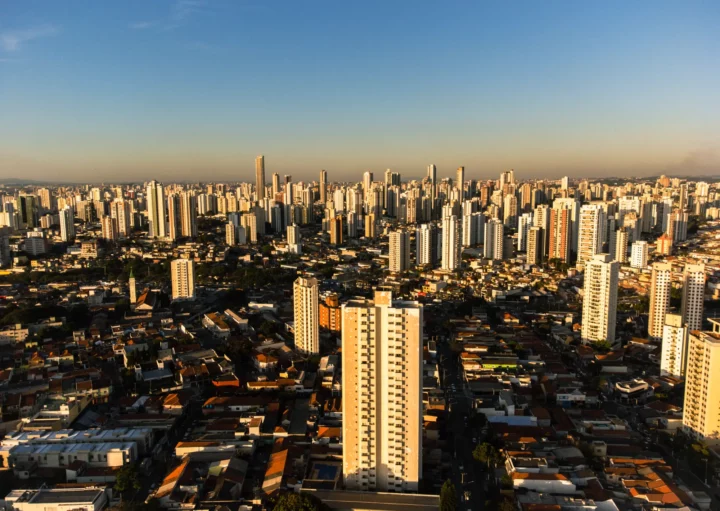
[439,341,485,510]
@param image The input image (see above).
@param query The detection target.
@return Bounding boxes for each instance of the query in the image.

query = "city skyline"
[2,1,719,181]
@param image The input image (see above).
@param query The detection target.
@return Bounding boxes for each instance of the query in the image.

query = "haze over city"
[2,0,719,182]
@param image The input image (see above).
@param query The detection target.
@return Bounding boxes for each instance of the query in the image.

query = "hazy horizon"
[2,1,719,182]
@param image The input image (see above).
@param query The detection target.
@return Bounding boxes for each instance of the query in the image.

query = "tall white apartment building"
[661,314,688,378]
[527,226,543,265]
[577,204,606,266]
[146,180,166,238]
[59,206,75,242]
[648,262,672,341]
[225,222,237,246]
[612,228,629,263]
[581,254,619,344]
[342,291,423,492]
[682,321,720,445]
[484,218,504,260]
[389,230,410,273]
[441,215,460,271]
[293,277,319,354]
[681,263,705,331]
[630,241,648,269]
[180,192,198,238]
[287,224,301,254]
[171,258,195,300]
[517,212,533,252]
[416,223,437,266]
[503,194,518,228]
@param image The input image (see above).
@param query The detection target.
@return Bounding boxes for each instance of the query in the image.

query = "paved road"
[132,396,205,503]
[439,343,485,510]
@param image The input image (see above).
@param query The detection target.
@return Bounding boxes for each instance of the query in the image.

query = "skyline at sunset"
[2,0,719,181]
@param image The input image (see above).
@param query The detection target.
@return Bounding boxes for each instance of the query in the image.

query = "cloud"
[129,21,156,30]
[130,0,207,32]
[0,24,59,52]
[168,0,206,29]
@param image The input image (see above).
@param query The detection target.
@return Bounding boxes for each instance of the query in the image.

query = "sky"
[1,0,719,183]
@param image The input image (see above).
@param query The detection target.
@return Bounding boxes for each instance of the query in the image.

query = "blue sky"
[1,0,719,182]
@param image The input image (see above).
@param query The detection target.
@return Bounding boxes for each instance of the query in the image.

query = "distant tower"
[441,215,460,270]
[146,180,167,238]
[255,155,266,201]
[129,268,137,305]
[456,167,465,198]
[320,169,328,205]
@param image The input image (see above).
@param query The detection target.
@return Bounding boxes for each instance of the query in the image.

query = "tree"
[593,340,612,353]
[114,464,141,501]
[498,497,516,511]
[440,479,457,511]
[473,442,500,469]
[272,492,327,511]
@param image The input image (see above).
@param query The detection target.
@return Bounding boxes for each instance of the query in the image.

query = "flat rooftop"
[29,489,103,504]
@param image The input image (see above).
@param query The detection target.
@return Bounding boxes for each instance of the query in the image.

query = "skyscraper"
[342,291,423,492]
[293,277,319,354]
[59,206,75,242]
[272,173,280,197]
[518,213,533,252]
[171,258,195,300]
[416,223,438,267]
[527,226,543,266]
[167,194,180,241]
[441,215,460,271]
[225,222,237,245]
[681,263,705,331]
[484,218,504,260]
[365,213,376,239]
[255,155,266,201]
[682,321,720,445]
[180,192,198,238]
[612,228,629,263]
[146,180,167,238]
[456,166,465,197]
[577,204,606,266]
[548,207,571,263]
[581,254,619,344]
[661,314,688,378]
[111,200,131,238]
[101,215,117,241]
[503,194,518,229]
[330,215,343,245]
[389,229,410,273]
[648,262,673,341]
[320,169,328,205]
[427,164,437,201]
[287,224,301,254]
